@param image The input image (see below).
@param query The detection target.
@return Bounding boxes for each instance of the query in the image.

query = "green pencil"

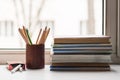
[26,29,32,45]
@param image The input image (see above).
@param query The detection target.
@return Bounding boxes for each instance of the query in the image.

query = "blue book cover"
[50,66,110,71]
[53,50,112,54]
[53,44,112,48]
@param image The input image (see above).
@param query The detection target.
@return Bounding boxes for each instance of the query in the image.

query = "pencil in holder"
[26,44,45,69]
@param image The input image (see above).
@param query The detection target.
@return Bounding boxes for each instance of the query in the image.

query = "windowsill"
[0,65,120,80]
[0,49,51,64]
[0,48,51,54]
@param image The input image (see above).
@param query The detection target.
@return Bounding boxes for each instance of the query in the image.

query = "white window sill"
[0,49,51,64]
[0,65,120,80]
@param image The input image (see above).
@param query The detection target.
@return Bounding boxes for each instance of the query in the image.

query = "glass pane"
[0,0,103,48]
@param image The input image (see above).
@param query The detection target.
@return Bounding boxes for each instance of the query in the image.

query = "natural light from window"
[0,0,103,48]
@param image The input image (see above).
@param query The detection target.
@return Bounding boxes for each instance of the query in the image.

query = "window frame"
[0,0,120,64]
[106,0,120,63]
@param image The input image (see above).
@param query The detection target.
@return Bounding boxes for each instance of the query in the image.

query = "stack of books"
[50,36,112,71]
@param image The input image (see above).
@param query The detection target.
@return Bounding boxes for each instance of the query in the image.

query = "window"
[105,0,120,63]
[0,0,54,48]
[0,0,103,49]
[0,0,119,64]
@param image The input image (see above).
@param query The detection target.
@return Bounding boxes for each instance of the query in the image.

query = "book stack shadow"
[50,36,112,71]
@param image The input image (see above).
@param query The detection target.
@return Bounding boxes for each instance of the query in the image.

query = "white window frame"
[106,0,120,63]
[0,0,120,64]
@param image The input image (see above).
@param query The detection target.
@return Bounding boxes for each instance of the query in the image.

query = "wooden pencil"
[36,28,42,44]
[43,28,50,43]
[38,30,46,44]
[22,26,30,44]
[38,26,47,44]
[18,26,50,45]
[18,28,29,44]
[26,29,32,45]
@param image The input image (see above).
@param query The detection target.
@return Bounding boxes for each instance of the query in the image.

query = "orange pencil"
[38,26,47,44]
[36,28,42,44]
[43,28,50,43]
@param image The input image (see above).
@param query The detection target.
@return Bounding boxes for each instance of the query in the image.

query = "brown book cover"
[54,36,111,44]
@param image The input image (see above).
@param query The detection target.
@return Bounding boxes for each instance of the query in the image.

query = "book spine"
[53,43,112,48]
[53,47,112,51]
[54,38,110,44]
[53,50,112,54]
[51,63,109,67]
[50,66,110,71]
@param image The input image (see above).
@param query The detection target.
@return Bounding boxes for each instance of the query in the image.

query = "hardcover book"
[50,66,110,71]
[54,36,111,44]
[51,63,110,67]
[51,55,111,63]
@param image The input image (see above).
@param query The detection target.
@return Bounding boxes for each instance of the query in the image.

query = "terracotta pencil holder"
[26,44,45,69]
